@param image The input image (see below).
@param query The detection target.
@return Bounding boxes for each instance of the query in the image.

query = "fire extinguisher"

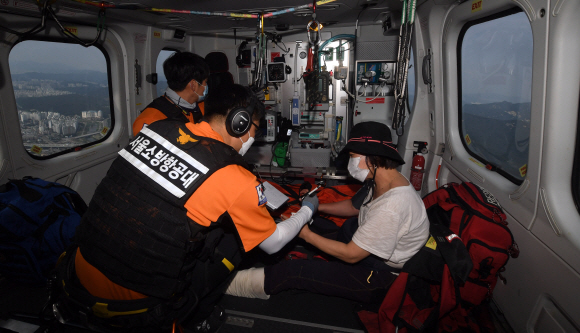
[410,141,427,191]
[410,153,425,191]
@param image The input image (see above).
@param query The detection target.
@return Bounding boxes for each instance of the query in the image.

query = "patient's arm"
[318,199,359,217]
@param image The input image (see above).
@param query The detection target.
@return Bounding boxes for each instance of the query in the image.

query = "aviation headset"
[225,88,258,138]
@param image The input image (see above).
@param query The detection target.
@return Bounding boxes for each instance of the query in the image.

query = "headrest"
[205,52,229,73]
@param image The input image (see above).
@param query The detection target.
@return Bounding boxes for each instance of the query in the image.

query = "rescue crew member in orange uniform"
[132,51,209,136]
[68,84,318,332]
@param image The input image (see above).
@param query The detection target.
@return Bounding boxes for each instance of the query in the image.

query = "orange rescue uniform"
[132,99,205,136]
[76,121,276,300]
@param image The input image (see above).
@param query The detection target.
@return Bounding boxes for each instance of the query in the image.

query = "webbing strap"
[92,302,149,319]
[9,179,43,202]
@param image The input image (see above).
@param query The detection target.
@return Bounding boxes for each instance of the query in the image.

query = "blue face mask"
[195,80,208,102]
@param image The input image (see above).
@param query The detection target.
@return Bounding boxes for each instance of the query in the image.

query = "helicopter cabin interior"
[0,0,579,332]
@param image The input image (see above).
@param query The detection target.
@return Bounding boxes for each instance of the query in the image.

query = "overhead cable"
[67,0,337,18]
[0,0,105,47]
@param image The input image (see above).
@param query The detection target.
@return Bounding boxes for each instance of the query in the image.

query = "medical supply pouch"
[360,182,519,333]
[0,177,87,285]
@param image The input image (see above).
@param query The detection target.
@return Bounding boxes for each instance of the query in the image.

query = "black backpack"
[0,177,87,285]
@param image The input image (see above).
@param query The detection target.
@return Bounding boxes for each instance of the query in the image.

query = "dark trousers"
[264,217,397,304]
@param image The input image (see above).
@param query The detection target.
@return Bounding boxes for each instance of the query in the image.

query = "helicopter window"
[458,8,533,184]
[156,49,179,97]
[9,40,113,159]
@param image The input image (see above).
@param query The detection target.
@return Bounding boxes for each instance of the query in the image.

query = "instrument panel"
[267,62,287,83]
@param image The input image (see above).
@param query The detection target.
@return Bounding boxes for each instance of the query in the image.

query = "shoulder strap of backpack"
[26,178,88,216]
[8,179,43,202]
[32,202,70,241]
[61,192,88,216]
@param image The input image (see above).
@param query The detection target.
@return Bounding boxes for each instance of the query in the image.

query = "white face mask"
[238,134,255,156]
[348,156,370,182]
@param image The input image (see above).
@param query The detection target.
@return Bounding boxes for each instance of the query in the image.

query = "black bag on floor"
[0,177,87,285]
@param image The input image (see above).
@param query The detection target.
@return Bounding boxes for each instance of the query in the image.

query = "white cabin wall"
[530,0,580,260]
[396,3,444,193]
[412,2,452,195]
[426,0,580,330]
[0,13,135,203]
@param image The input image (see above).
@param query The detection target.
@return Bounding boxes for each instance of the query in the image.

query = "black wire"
[392,19,414,137]
[0,23,33,37]
[48,6,105,47]
[276,170,297,185]
[273,40,290,54]
[0,0,50,38]
[1,1,105,48]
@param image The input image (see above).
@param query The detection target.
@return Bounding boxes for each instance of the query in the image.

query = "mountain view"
[462,101,531,180]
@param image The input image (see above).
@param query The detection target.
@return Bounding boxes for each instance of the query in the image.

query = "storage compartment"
[289,146,331,167]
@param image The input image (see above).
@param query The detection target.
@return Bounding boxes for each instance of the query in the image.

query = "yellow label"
[471,0,482,12]
[64,26,78,35]
[100,127,109,135]
[31,145,43,154]
[519,164,528,177]
[469,157,485,168]
[465,134,472,145]
[230,13,253,18]
[153,31,161,38]
[425,236,437,250]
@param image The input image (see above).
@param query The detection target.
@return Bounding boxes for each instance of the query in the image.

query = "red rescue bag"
[359,182,519,333]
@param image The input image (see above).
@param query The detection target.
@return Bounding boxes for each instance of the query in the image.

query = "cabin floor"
[0,276,517,333]
[0,244,516,333]
[0,206,514,333]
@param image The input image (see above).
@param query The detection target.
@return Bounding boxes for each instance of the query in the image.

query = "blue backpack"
[0,177,87,285]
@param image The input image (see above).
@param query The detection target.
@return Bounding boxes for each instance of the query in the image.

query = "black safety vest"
[75,120,249,299]
[144,96,203,123]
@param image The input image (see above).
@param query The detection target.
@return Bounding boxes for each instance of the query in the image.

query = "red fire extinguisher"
[410,153,425,191]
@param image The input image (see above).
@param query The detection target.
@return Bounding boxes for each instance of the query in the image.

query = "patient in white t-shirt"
[226,121,430,304]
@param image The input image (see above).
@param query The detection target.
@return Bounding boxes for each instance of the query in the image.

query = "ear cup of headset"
[226,107,252,137]
[226,86,258,137]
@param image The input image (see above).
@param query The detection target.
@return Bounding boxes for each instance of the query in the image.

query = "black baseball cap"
[338,121,405,165]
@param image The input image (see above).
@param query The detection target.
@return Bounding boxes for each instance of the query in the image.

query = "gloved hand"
[301,193,319,215]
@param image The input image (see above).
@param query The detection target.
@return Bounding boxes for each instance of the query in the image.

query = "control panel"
[356,62,395,85]
[305,71,331,106]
